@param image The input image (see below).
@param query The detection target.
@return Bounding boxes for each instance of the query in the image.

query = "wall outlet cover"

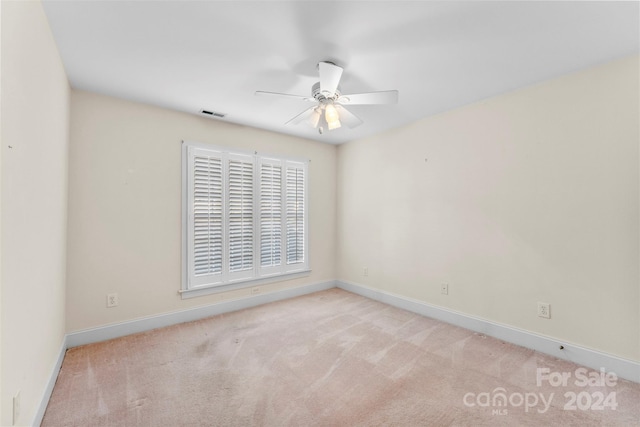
[537,302,550,319]
[107,293,119,308]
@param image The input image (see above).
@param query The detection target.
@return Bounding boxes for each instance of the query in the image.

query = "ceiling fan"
[255,61,398,134]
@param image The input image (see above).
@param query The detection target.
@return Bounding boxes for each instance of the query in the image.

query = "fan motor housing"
[312,82,340,102]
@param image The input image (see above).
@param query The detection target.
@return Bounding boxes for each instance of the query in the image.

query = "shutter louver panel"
[228,159,254,273]
[260,163,282,268]
[286,165,305,265]
[192,155,223,276]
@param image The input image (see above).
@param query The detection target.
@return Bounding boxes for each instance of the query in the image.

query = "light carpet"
[42,289,640,426]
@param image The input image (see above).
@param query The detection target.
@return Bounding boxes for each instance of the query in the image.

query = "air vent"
[200,109,226,118]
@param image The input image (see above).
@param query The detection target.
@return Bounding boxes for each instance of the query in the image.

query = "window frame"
[181,140,310,299]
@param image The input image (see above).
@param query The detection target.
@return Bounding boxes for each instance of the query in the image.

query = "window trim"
[181,140,310,299]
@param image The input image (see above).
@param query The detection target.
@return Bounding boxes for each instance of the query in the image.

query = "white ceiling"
[42,1,639,145]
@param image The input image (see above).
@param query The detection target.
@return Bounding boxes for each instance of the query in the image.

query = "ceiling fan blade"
[285,106,316,126]
[255,91,313,102]
[318,62,343,98]
[334,105,363,129]
[338,90,398,105]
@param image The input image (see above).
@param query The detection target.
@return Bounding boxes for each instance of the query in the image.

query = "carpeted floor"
[43,288,639,426]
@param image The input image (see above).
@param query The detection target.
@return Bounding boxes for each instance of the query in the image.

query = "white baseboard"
[66,280,335,348]
[31,335,67,427]
[336,280,640,383]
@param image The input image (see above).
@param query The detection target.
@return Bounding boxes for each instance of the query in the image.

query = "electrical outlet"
[251,287,261,295]
[107,293,119,308]
[537,302,550,319]
[441,284,449,295]
[363,267,368,277]
[13,391,21,425]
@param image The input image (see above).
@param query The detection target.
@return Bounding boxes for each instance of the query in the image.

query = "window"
[182,141,309,297]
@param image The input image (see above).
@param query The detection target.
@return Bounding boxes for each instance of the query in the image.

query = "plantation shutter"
[286,163,305,266]
[183,142,308,294]
[227,155,254,280]
[259,160,283,274]
[188,148,224,287]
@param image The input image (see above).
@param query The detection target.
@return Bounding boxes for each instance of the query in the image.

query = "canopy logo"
[463,388,553,415]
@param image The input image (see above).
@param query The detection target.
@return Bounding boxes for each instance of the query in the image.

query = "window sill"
[179,269,312,299]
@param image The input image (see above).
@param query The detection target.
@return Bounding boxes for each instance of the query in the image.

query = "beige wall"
[337,55,639,362]
[67,90,337,332]
[1,1,70,425]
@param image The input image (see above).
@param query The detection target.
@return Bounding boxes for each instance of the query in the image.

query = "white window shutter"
[286,163,306,267]
[259,161,283,273]
[183,142,308,293]
[227,155,254,279]
[189,149,224,287]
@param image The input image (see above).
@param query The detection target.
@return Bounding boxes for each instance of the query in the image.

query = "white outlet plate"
[441,284,449,295]
[363,267,368,277]
[107,293,119,308]
[13,391,21,425]
[537,302,550,319]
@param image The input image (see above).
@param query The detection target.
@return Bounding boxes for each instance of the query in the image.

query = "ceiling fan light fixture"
[308,107,322,128]
[256,61,397,133]
[327,119,341,131]
[324,103,341,130]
